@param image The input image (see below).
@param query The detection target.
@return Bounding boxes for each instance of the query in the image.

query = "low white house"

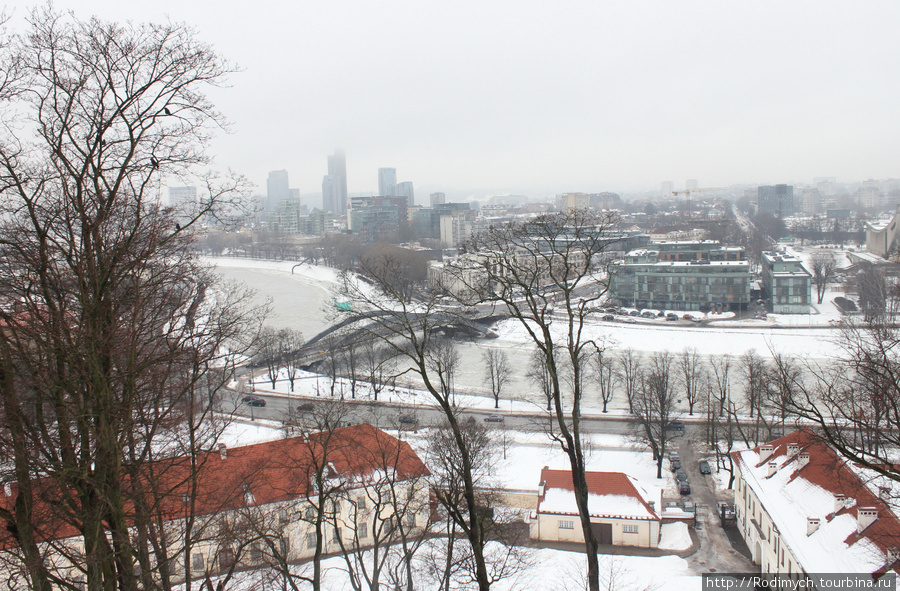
[0,423,431,588]
[733,430,900,578]
[529,468,661,548]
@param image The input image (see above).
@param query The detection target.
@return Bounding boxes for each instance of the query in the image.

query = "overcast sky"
[13,1,900,200]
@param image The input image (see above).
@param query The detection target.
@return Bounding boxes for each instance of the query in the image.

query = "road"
[674,427,754,573]
[229,389,636,436]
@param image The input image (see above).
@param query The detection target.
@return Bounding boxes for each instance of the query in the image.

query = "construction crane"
[671,187,728,217]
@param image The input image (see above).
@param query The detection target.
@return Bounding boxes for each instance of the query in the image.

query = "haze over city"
[20,0,900,198]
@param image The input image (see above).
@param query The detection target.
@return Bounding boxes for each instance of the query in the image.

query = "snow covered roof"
[536,468,660,521]
[733,430,900,575]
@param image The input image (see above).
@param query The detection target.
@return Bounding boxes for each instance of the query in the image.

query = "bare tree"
[456,209,620,591]
[677,348,704,416]
[632,353,678,479]
[256,327,283,389]
[280,328,305,392]
[616,348,643,414]
[0,8,262,591]
[810,252,837,305]
[592,349,618,413]
[855,262,888,323]
[776,318,900,484]
[482,349,511,410]
[738,350,770,445]
[361,340,397,402]
[526,346,554,412]
[709,352,732,417]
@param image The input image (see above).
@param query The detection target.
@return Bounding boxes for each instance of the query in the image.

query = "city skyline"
[31,1,900,196]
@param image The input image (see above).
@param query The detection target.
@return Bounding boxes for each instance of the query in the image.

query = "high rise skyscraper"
[430,192,446,206]
[266,170,290,213]
[378,168,397,197]
[323,150,347,215]
[395,181,414,207]
[757,184,795,218]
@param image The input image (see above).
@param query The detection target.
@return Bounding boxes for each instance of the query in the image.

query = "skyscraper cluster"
[377,167,414,207]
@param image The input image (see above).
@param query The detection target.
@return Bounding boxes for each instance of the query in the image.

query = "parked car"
[675,469,688,482]
[484,414,504,423]
[668,420,685,432]
[669,451,680,462]
[629,310,641,317]
[699,460,712,474]
[682,500,695,514]
[640,310,655,318]
[245,396,266,407]
[602,314,615,321]
[666,313,679,321]
[670,458,682,471]
[679,480,691,495]
[716,501,735,519]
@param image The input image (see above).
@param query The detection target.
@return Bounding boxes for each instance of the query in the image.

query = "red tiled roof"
[537,468,659,520]
[0,423,428,549]
[733,429,900,570]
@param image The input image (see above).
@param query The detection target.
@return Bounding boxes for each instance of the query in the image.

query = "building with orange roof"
[0,423,430,587]
[529,468,662,548]
[732,429,900,578]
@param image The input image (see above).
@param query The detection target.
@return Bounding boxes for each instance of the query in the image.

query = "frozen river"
[208,256,845,412]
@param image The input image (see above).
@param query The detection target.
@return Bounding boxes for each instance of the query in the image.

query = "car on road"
[666,313,679,321]
[699,460,712,474]
[670,458,681,471]
[245,396,266,407]
[675,469,688,482]
[683,500,695,514]
[640,310,655,318]
[667,420,685,432]
[398,415,418,429]
[484,414,504,423]
[602,314,615,321]
[679,480,691,495]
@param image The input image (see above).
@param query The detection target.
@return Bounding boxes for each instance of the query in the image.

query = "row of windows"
[557,520,639,534]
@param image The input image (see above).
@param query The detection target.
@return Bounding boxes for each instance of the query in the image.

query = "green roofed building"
[609,241,751,312]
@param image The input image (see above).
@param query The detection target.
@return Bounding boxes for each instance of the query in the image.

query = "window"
[278,508,289,523]
[558,520,574,529]
[191,552,204,571]
[306,532,317,549]
[357,497,367,512]
[359,522,368,538]
[305,506,315,520]
[218,548,235,569]
[623,524,639,534]
[332,527,342,545]
[407,514,416,528]
[249,542,263,563]
[280,536,290,556]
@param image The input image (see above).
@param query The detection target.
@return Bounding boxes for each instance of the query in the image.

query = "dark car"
[666,313,679,321]
[484,414,504,423]
[245,396,266,407]
[716,501,735,519]
[602,314,615,321]
[641,310,655,318]
[699,460,712,474]
[671,458,682,471]
[675,469,688,482]
[668,420,685,432]
[679,480,691,495]
[398,415,418,429]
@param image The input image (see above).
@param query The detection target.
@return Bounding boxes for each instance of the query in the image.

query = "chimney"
[538,481,545,497]
[648,501,656,512]
[2,483,10,497]
[218,443,227,460]
[834,494,846,513]
[807,517,820,536]
[797,452,810,467]
[858,507,878,533]
[786,442,800,456]
[767,461,778,477]
[760,445,775,462]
